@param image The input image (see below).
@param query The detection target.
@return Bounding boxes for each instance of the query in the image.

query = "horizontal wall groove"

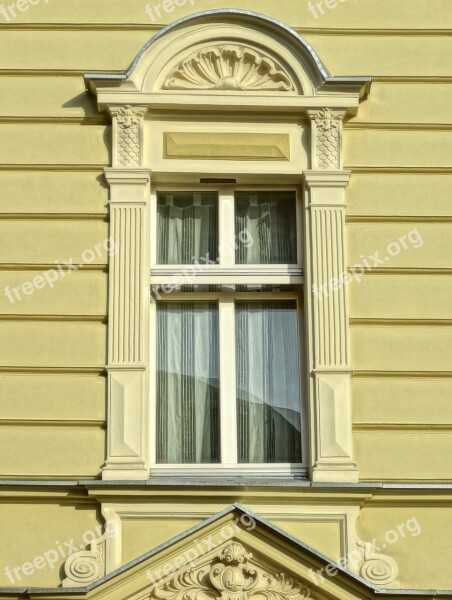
[0,264,107,272]
[348,167,452,174]
[348,268,452,275]
[0,73,446,82]
[353,371,452,378]
[347,215,452,223]
[0,367,106,375]
[0,117,108,125]
[350,319,452,327]
[353,423,452,432]
[0,165,105,172]
[0,419,106,429]
[0,24,449,35]
[345,123,452,131]
[0,213,108,221]
[0,69,120,77]
[372,76,452,83]
[0,315,107,323]
[0,23,161,31]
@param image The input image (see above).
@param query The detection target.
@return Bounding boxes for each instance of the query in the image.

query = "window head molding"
[86,10,371,483]
[85,9,370,109]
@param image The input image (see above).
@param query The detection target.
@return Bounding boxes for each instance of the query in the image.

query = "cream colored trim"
[87,12,369,483]
[103,168,151,481]
[101,502,361,575]
[303,165,358,483]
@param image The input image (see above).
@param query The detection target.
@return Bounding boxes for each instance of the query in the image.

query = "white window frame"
[148,185,308,478]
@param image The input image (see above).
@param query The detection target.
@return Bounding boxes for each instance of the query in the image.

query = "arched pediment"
[85,10,370,100]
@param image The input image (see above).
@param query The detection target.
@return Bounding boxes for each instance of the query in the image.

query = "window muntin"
[235,191,297,264]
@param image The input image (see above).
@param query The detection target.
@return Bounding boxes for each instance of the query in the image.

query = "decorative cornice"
[162,45,294,92]
[152,542,313,600]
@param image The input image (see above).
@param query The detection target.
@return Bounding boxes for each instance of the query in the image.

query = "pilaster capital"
[108,104,148,168]
[307,108,346,171]
[303,169,351,189]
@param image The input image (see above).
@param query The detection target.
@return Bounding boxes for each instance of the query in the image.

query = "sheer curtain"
[157,302,220,464]
[235,192,297,264]
[236,301,301,463]
[157,192,218,264]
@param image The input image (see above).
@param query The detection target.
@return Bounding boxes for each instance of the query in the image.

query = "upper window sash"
[150,187,303,273]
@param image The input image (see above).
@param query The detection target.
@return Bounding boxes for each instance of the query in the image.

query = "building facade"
[0,1,452,599]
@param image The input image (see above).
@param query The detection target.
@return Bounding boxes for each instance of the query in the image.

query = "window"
[150,188,306,478]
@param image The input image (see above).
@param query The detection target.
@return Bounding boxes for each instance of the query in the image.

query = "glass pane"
[235,191,297,264]
[157,302,220,464]
[157,191,218,264]
[236,301,302,463]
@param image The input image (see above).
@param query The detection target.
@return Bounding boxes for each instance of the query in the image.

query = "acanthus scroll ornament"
[152,542,312,600]
[313,108,342,170]
[162,45,295,92]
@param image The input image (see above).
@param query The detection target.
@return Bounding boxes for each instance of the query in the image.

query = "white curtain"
[236,301,301,463]
[158,192,218,264]
[157,302,220,464]
[235,192,297,264]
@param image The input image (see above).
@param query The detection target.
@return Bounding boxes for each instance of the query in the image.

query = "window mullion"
[219,296,238,465]
[219,188,235,267]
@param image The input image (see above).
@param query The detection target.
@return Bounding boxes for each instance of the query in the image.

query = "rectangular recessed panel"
[164,132,291,161]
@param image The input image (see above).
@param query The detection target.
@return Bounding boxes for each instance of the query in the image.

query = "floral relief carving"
[162,45,295,92]
[314,108,341,170]
[111,105,145,167]
[151,542,312,600]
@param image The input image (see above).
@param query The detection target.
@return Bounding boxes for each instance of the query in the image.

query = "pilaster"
[103,104,151,481]
[304,109,358,483]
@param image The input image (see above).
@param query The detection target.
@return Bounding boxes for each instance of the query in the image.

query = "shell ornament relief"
[151,542,313,600]
[162,45,295,92]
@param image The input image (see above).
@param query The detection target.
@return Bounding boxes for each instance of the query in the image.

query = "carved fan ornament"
[163,45,295,92]
[151,542,312,600]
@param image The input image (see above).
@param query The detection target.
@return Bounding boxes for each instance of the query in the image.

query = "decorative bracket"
[308,109,344,170]
[109,105,148,168]
[354,539,400,589]
[62,533,107,588]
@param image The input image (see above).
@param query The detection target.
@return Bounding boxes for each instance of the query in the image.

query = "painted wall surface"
[0,0,451,593]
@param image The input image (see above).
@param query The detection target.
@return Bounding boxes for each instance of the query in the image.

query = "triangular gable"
[0,505,437,600]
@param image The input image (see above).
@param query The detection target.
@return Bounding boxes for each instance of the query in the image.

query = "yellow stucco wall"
[0,0,451,593]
